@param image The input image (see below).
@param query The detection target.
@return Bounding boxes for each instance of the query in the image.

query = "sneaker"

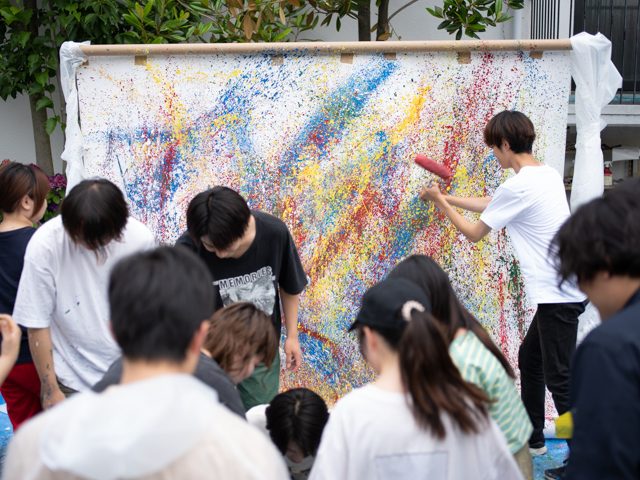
[544,465,566,479]
[529,444,548,456]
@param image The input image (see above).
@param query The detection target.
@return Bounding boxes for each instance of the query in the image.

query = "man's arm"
[443,195,492,213]
[280,290,302,371]
[28,328,65,409]
[421,186,491,243]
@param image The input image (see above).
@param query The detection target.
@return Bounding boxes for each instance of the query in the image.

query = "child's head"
[109,247,215,367]
[265,388,329,465]
[553,178,640,319]
[351,277,489,439]
[388,254,515,377]
[0,161,50,222]
[186,186,251,257]
[203,302,277,383]
[61,178,128,252]
[484,110,536,154]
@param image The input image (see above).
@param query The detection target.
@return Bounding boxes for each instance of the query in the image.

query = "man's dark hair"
[484,110,536,154]
[109,246,215,362]
[265,388,329,458]
[61,179,128,252]
[186,186,251,250]
[552,178,640,284]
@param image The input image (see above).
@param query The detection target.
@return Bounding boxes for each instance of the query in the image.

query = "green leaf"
[15,31,30,47]
[35,97,54,111]
[45,117,58,135]
[34,71,49,87]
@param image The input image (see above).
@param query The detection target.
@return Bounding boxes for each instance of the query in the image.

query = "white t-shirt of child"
[309,384,523,480]
[480,165,585,304]
[13,216,156,391]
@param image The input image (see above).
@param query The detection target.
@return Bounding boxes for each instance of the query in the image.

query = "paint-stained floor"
[0,394,568,480]
[533,439,569,479]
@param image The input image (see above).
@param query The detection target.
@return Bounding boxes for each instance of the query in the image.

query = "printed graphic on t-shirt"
[374,451,447,478]
[214,266,277,315]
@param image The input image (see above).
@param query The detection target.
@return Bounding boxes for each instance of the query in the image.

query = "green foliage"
[0,0,318,161]
[427,0,525,40]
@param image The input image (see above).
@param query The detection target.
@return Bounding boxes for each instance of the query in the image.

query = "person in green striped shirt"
[389,254,533,480]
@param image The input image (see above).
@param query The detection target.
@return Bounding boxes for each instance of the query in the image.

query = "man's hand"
[420,185,444,204]
[284,335,302,371]
[41,383,66,410]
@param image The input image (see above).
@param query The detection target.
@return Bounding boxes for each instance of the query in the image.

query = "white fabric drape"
[59,41,88,191]
[569,32,622,210]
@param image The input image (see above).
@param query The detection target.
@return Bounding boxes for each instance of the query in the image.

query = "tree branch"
[387,0,421,23]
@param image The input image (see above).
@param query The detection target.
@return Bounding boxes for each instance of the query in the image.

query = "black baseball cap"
[349,277,431,332]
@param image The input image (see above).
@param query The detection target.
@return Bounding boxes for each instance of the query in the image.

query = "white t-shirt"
[4,374,289,480]
[309,384,523,480]
[480,165,585,304]
[13,216,156,391]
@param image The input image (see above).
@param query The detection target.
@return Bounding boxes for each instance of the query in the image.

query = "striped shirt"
[449,331,533,453]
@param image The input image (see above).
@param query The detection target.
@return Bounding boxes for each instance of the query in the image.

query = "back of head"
[186,186,251,250]
[553,178,640,284]
[0,161,50,214]
[203,302,277,373]
[353,278,489,439]
[109,246,215,362]
[484,110,536,153]
[61,178,128,251]
[388,255,456,328]
[265,388,329,458]
[389,255,515,378]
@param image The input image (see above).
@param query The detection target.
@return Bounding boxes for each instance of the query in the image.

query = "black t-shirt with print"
[176,210,307,334]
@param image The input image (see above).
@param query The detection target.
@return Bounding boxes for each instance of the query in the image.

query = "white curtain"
[59,41,88,191]
[569,32,622,210]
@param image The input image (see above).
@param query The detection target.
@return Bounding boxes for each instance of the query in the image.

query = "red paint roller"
[414,154,452,180]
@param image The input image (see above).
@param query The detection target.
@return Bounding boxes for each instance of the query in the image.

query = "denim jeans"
[518,302,585,446]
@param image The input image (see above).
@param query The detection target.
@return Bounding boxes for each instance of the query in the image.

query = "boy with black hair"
[177,186,307,409]
[13,179,156,408]
[551,178,640,479]
[420,110,586,456]
[4,247,288,479]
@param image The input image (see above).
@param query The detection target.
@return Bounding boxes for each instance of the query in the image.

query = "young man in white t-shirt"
[420,110,586,456]
[13,179,156,409]
[4,247,288,479]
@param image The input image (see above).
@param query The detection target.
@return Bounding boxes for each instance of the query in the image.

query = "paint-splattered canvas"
[76,49,571,403]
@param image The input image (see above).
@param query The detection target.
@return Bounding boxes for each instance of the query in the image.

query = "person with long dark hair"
[0,161,49,430]
[389,255,533,478]
[310,278,522,480]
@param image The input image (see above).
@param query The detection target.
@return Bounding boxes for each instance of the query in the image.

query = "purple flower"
[48,174,67,189]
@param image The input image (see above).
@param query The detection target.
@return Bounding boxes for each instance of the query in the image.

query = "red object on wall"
[414,154,453,179]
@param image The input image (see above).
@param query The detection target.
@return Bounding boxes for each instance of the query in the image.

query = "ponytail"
[389,255,516,379]
[399,309,489,439]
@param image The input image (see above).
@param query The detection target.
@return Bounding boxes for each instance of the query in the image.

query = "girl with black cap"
[389,254,533,478]
[309,277,522,480]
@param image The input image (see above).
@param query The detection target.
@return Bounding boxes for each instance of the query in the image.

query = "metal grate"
[530,0,564,39]
[573,0,640,104]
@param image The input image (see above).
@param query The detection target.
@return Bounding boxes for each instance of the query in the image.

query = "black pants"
[519,302,585,447]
